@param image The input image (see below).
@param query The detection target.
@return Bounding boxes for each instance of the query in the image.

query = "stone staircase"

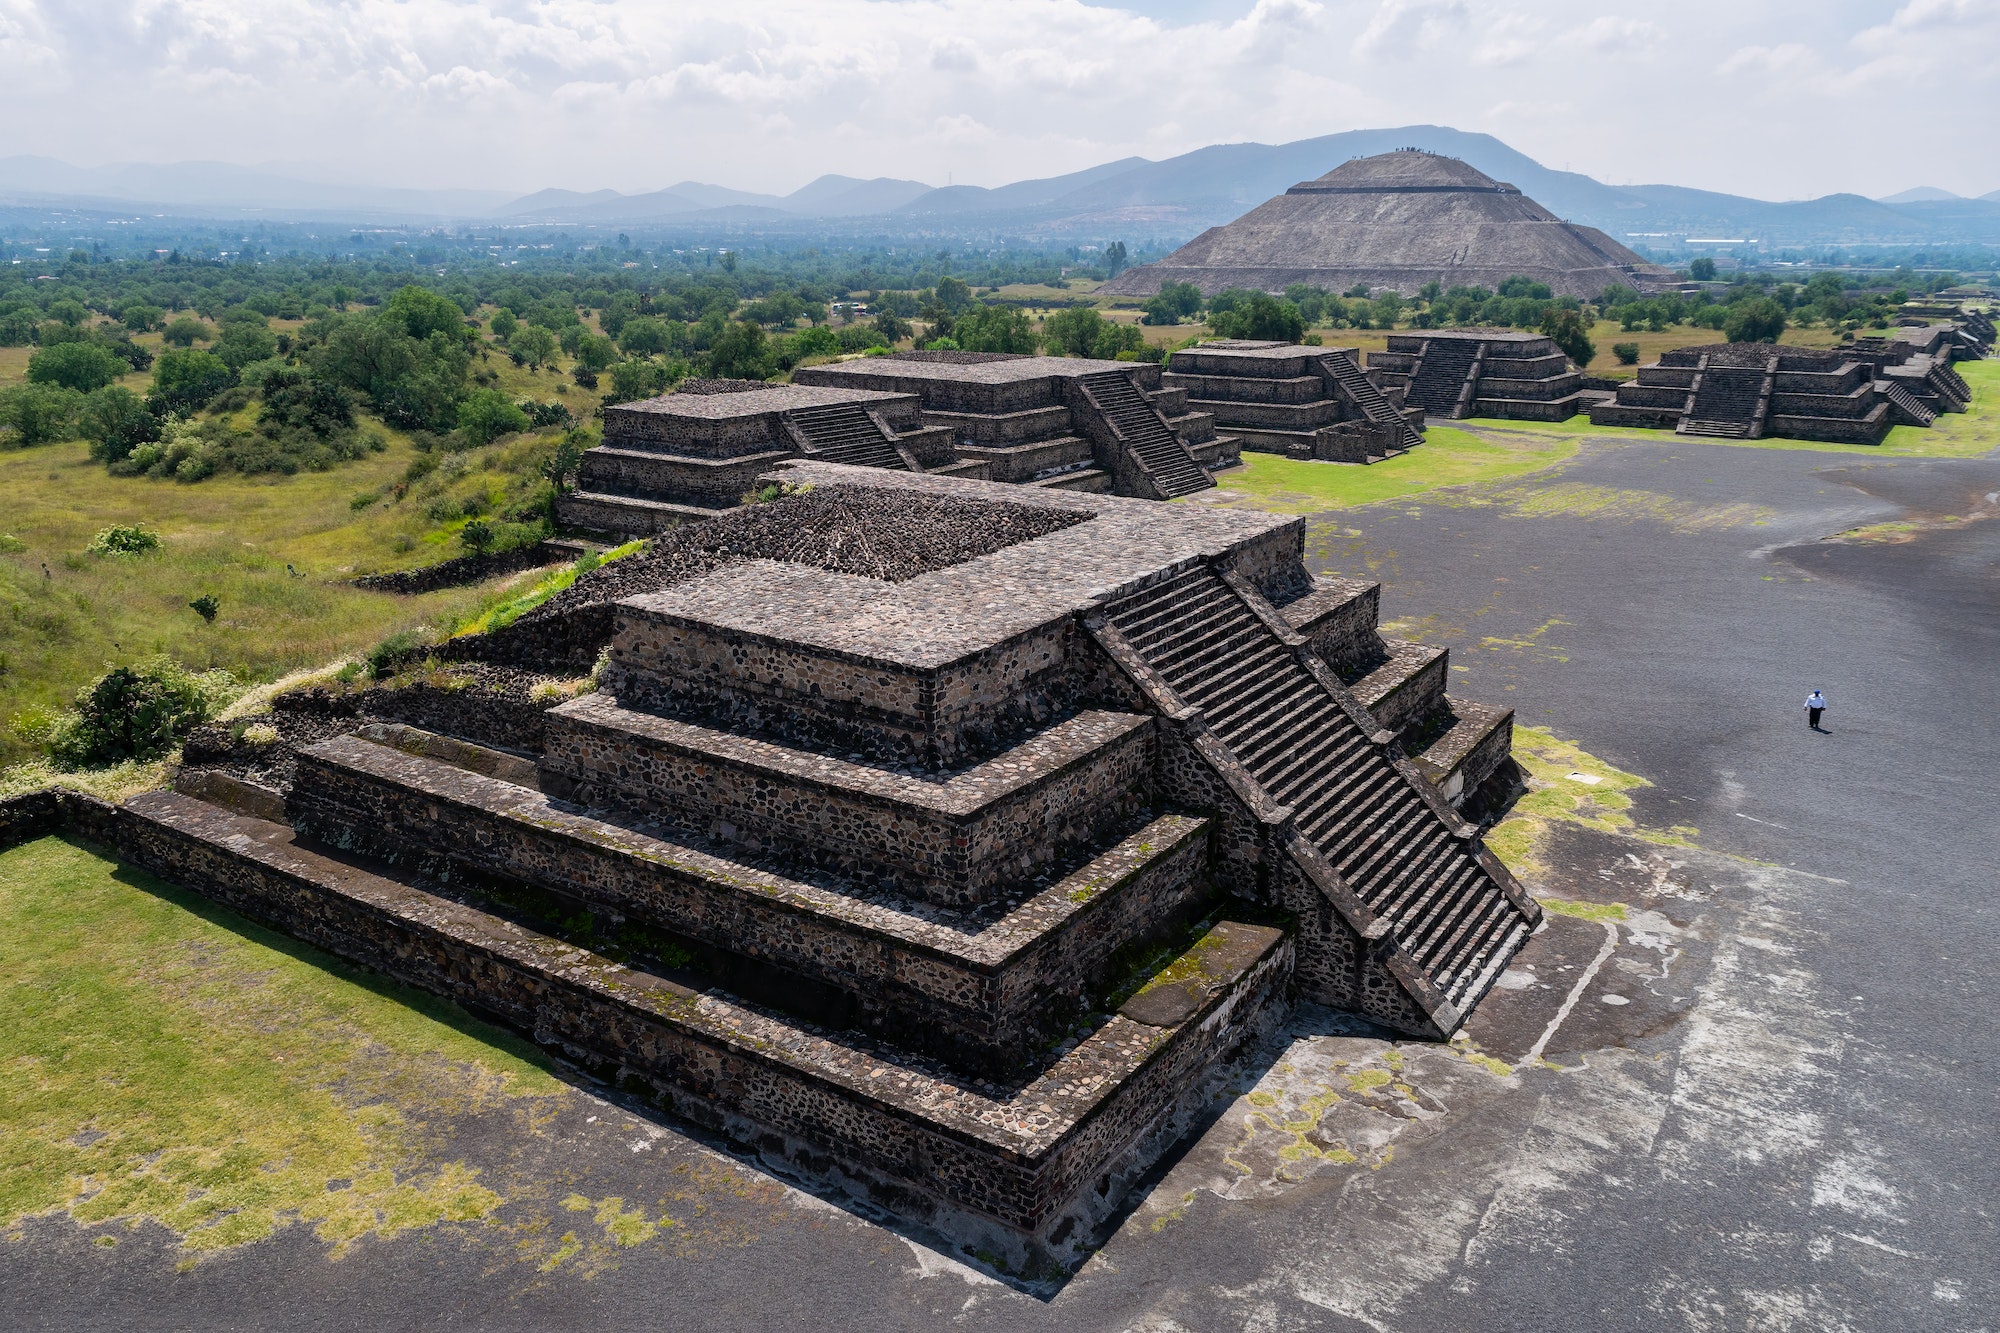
[1097,566,1534,1015]
[1679,365,1764,438]
[786,402,908,470]
[1317,350,1424,450]
[1881,381,1939,426]
[1075,371,1213,498]
[1405,337,1482,416]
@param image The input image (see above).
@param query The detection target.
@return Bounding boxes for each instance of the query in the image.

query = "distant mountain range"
[4,128,1998,247]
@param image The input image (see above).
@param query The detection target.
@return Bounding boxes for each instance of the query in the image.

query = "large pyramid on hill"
[1103,149,1669,301]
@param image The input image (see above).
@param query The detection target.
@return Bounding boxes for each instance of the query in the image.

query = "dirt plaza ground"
[3,429,1995,1332]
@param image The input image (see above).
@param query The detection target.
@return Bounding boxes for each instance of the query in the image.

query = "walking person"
[1805,689,1827,732]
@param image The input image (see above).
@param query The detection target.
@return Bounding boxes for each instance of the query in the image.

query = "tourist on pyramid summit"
[1805,690,1828,731]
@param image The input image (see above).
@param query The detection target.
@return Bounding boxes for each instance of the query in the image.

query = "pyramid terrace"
[74,466,1532,1275]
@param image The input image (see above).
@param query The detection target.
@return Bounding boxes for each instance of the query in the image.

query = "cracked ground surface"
[3,435,1995,1331]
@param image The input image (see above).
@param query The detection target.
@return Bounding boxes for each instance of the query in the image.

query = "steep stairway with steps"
[1679,365,1764,437]
[1097,566,1535,1020]
[786,402,909,470]
[1075,371,1213,498]
[1317,350,1424,450]
[1405,337,1481,416]
[1882,381,1939,426]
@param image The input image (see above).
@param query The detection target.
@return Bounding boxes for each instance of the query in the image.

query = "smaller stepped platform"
[1368,330,1592,422]
[557,379,956,537]
[796,352,1239,503]
[1588,343,1926,444]
[1163,341,1423,464]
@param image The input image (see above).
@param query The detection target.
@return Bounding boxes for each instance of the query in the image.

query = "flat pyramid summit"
[1103,149,1669,301]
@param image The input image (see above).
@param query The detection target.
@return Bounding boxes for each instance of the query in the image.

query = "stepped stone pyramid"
[104,467,1530,1275]
[1589,316,1988,443]
[560,353,1241,538]
[1161,340,1426,462]
[1102,149,1670,301]
[1365,329,1600,422]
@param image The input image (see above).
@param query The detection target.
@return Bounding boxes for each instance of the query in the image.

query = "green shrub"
[365,629,424,678]
[1612,342,1641,365]
[28,341,127,393]
[87,525,161,556]
[188,594,221,623]
[47,656,237,767]
[0,383,84,447]
[457,388,529,445]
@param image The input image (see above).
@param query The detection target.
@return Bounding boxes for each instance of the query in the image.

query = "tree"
[870,311,912,345]
[508,324,558,368]
[121,304,165,333]
[213,320,278,371]
[932,276,973,314]
[542,429,590,495]
[1688,257,1717,282]
[1142,280,1203,326]
[706,320,773,380]
[80,386,159,462]
[488,307,519,340]
[1539,307,1596,367]
[574,333,619,373]
[1208,294,1305,343]
[1723,297,1787,344]
[1104,241,1128,277]
[952,305,1038,354]
[383,285,469,342]
[607,357,671,403]
[457,388,529,445]
[149,348,235,416]
[0,383,83,446]
[1041,307,1108,357]
[27,342,126,393]
[45,299,89,327]
[162,317,210,347]
[618,316,671,357]
[558,324,586,357]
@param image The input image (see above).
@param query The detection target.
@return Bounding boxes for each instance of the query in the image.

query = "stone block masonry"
[38,468,1525,1275]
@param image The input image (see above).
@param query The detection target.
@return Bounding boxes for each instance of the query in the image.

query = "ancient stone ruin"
[558,353,1238,536]
[67,466,1531,1276]
[1589,317,1988,442]
[1365,328,1600,423]
[1103,149,1671,301]
[1159,340,1426,462]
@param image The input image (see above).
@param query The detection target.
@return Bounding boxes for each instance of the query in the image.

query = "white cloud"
[0,0,1992,201]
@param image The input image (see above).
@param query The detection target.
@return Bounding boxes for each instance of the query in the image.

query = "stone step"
[116,788,1290,1275]
[1407,698,1515,808]
[1346,639,1448,737]
[556,490,727,537]
[953,434,1095,484]
[290,730,1218,1076]
[1030,467,1113,493]
[540,694,1157,907]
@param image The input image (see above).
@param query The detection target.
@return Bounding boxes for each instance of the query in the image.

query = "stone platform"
[98,465,1529,1274]
[1162,340,1425,462]
[1368,329,1598,422]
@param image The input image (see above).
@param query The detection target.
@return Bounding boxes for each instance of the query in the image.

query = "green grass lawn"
[1203,425,1580,515]
[0,428,566,766]
[0,835,560,1260]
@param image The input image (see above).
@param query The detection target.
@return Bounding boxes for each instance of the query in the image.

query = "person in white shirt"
[1805,690,1827,731]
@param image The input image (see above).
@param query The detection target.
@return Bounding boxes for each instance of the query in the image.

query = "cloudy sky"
[4,0,1996,200]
